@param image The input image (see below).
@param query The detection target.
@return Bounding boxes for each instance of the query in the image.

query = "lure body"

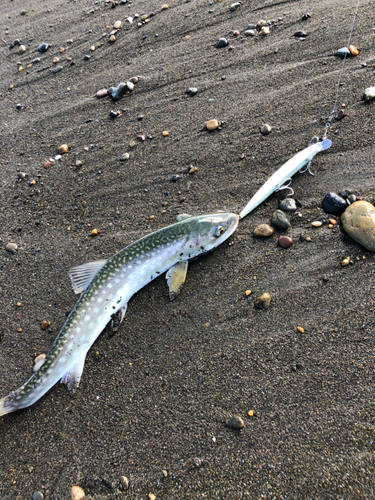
[239,139,332,218]
[0,213,239,416]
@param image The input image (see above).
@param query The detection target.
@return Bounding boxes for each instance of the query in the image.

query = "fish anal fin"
[166,261,188,301]
[60,354,87,393]
[111,303,128,330]
[68,259,108,294]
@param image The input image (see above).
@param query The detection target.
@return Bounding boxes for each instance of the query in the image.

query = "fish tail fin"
[319,139,332,151]
[0,393,16,417]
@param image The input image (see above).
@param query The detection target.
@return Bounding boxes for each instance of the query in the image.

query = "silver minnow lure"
[0,213,239,416]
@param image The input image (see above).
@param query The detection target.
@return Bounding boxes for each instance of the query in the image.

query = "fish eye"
[214,226,225,237]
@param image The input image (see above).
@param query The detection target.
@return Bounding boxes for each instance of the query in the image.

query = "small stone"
[149,495,156,500]
[259,26,270,35]
[322,192,347,215]
[348,45,359,56]
[83,55,90,61]
[248,410,254,416]
[55,155,62,161]
[52,65,63,73]
[120,153,130,161]
[91,229,98,236]
[216,38,228,48]
[311,221,322,227]
[346,194,357,205]
[278,236,293,248]
[247,24,257,30]
[96,88,108,98]
[109,35,116,43]
[71,486,85,500]
[120,476,129,490]
[254,292,272,309]
[253,224,274,237]
[334,109,347,121]
[334,47,350,59]
[110,82,128,100]
[6,243,18,252]
[137,135,146,141]
[110,110,119,118]
[245,290,252,296]
[226,416,244,429]
[233,30,240,36]
[58,144,68,154]
[162,131,169,136]
[16,103,22,110]
[363,87,375,102]
[256,20,266,28]
[44,161,51,169]
[230,2,241,12]
[90,45,95,52]
[278,198,297,212]
[260,124,272,135]
[271,210,290,229]
[297,326,304,334]
[244,30,255,36]
[161,4,169,9]
[38,43,49,53]
[329,218,337,225]
[32,493,44,500]
[53,57,60,63]
[114,20,122,28]
[186,87,198,96]
[76,160,82,167]
[41,320,51,330]
[32,58,41,64]
[129,76,139,84]
[188,166,198,174]
[341,258,350,266]
[339,189,351,199]
[162,470,168,477]
[67,39,73,44]
[18,45,26,54]
[294,30,307,37]
[171,174,180,182]
[205,119,221,131]
[341,200,375,251]
[126,81,134,91]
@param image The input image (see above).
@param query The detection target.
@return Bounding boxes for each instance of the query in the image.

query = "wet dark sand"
[1,0,375,498]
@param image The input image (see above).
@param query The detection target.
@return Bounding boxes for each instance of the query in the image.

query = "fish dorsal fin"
[166,261,189,301]
[68,259,108,294]
[176,213,193,222]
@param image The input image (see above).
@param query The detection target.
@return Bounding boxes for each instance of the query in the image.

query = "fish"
[0,213,239,416]
[239,138,332,218]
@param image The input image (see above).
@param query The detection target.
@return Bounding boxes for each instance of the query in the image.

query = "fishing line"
[323,0,361,139]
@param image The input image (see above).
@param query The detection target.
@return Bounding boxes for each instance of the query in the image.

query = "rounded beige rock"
[71,486,85,500]
[253,223,274,237]
[341,200,375,251]
[205,119,221,131]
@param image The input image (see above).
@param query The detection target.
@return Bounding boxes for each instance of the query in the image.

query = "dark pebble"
[294,30,307,37]
[137,115,144,121]
[221,75,226,80]
[109,82,127,100]
[339,189,351,199]
[32,492,44,500]
[226,416,244,429]
[346,194,357,205]
[322,192,347,215]
[186,87,198,96]
[255,292,272,310]
[216,38,228,48]
[38,43,49,52]
[16,103,22,110]
[13,38,21,46]
[271,210,290,229]
[323,277,329,283]
[52,65,63,73]
[83,55,90,60]
[171,175,180,182]
[278,236,293,248]
[278,198,297,212]
[334,47,350,59]
[109,110,118,118]
[32,57,41,64]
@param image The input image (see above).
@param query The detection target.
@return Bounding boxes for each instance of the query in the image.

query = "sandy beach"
[0,0,374,498]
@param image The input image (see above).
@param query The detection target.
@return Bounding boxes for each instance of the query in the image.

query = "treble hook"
[299,160,316,176]
[275,178,294,197]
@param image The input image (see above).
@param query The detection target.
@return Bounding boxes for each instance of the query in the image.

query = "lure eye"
[214,226,225,237]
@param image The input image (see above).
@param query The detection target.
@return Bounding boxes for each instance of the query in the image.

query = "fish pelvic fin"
[166,261,189,301]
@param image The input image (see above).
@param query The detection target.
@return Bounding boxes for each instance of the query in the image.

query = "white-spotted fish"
[0,213,239,416]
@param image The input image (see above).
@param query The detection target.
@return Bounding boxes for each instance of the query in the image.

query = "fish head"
[180,213,239,258]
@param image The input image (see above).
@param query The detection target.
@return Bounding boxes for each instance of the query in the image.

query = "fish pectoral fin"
[60,354,87,393]
[68,259,108,294]
[166,261,189,301]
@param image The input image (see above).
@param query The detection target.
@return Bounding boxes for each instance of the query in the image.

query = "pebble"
[293,30,307,37]
[229,2,241,12]
[76,160,82,167]
[226,416,244,429]
[53,57,60,63]
[171,174,180,182]
[129,76,139,84]
[53,65,63,73]
[161,4,169,10]
[110,110,118,118]
[254,292,272,309]
[257,20,266,28]
[311,221,322,227]
[297,326,304,334]
[83,55,90,61]
[114,20,122,28]
[244,30,255,36]
[216,38,228,48]
[162,131,169,136]
[55,154,62,161]
[271,210,290,229]
[18,45,26,54]
[278,198,297,212]
[149,495,156,500]
[189,166,198,174]
[6,242,18,252]
[109,35,116,43]
[347,194,357,205]
[260,124,272,135]
[334,47,350,59]
[96,88,108,98]
[58,144,68,154]
[67,39,73,44]
[120,153,130,161]
[363,87,375,102]
[91,229,98,236]
[247,24,257,30]
[341,200,375,251]
[322,192,347,215]
[41,320,51,330]
[186,87,198,96]
[32,493,44,500]
[205,119,221,131]
[233,30,240,36]
[109,82,128,100]
[126,81,134,91]
[278,235,293,248]
[348,45,359,56]
[259,26,270,35]
[253,224,274,237]
[339,189,351,199]
[302,13,311,20]
[32,57,41,64]
[38,43,49,53]
[71,486,85,500]
[120,476,129,490]
[341,258,350,266]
